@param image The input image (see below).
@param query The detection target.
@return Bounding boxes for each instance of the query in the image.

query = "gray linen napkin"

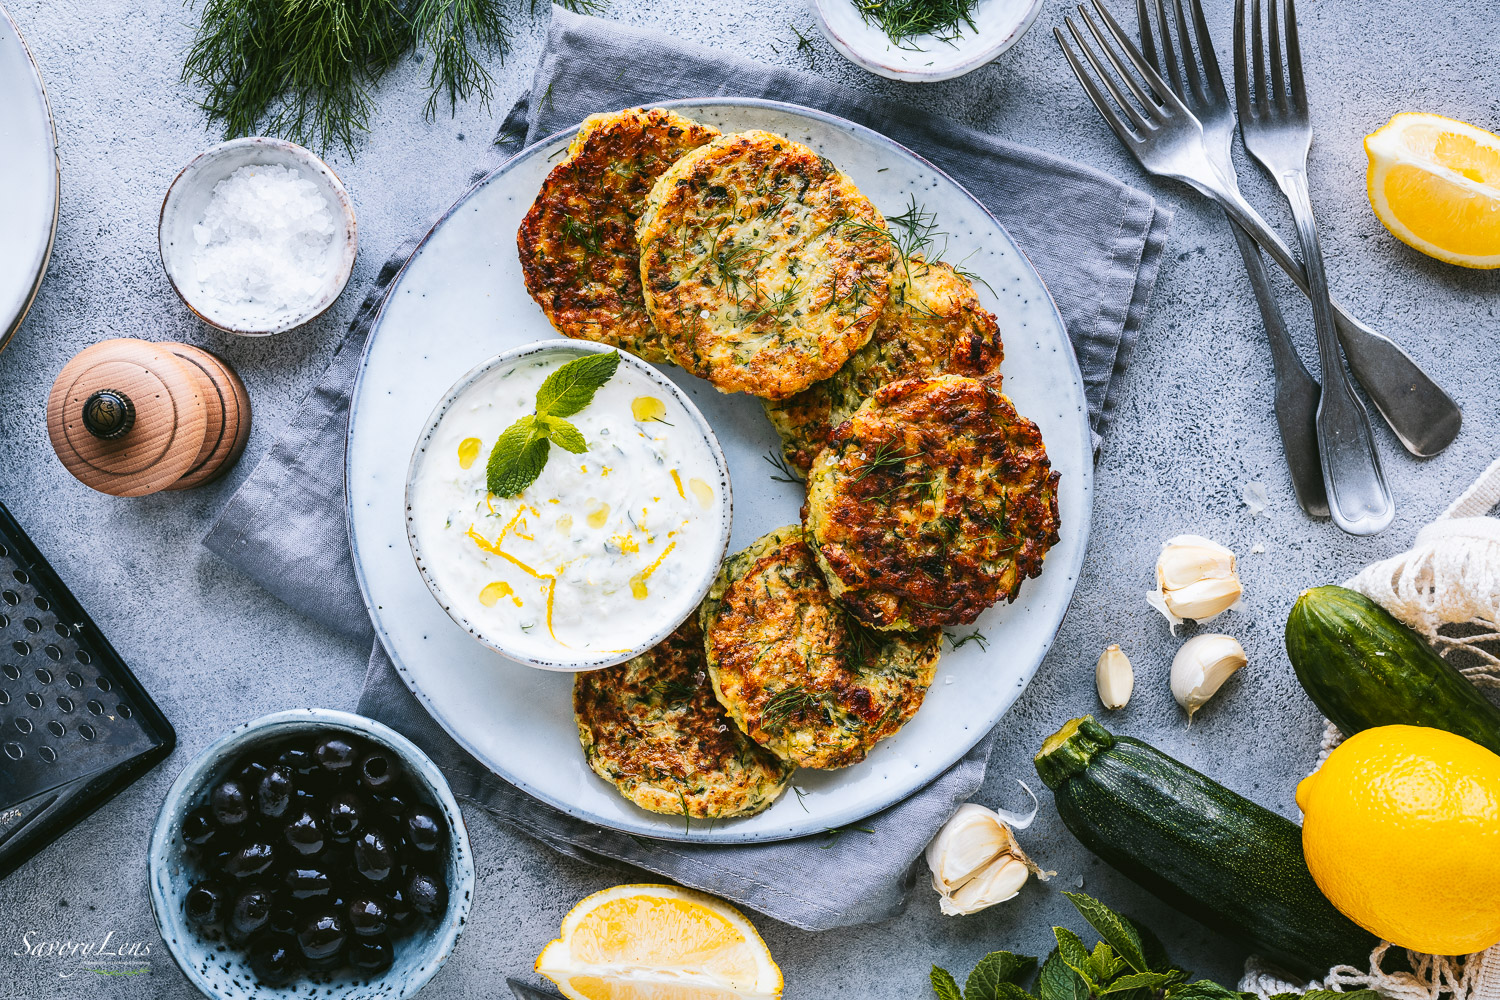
[205,6,1171,932]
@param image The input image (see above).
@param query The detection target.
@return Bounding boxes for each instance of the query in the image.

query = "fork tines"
[1054,1,1196,147]
[1235,0,1308,118]
[1135,0,1222,106]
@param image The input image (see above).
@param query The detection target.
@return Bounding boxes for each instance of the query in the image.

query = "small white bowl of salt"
[159,136,358,336]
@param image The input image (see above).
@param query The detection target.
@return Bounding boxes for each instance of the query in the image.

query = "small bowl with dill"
[159,137,358,336]
[814,0,1045,82]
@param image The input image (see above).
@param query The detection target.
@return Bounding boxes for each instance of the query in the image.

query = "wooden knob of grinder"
[47,338,251,497]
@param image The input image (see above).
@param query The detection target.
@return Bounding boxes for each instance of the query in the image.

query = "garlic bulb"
[1147,534,1243,633]
[1095,644,1133,709]
[1170,633,1247,722]
[925,802,1044,916]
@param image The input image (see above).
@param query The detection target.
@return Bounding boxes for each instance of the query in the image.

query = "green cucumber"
[1285,585,1500,754]
[1034,716,1376,978]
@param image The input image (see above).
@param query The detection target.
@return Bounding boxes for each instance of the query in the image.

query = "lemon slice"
[535,884,784,1000]
[1365,111,1500,268]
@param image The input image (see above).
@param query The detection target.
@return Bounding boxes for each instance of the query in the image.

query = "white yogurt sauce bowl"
[406,340,733,672]
[813,0,1044,82]
[158,136,358,336]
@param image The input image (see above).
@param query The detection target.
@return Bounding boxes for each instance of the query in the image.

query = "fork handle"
[1277,170,1394,536]
[1211,184,1461,457]
[1226,216,1328,518]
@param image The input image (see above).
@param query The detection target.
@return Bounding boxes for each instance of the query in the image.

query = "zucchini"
[1034,716,1376,977]
[1285,585,1500,754]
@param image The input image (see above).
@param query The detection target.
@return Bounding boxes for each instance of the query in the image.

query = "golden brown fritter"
[764,257,1003,474]
[574,615,792,819]
[700,525,941,770]
[518,108,720,363]
[805,375,1061,631]
[636,130,896,399]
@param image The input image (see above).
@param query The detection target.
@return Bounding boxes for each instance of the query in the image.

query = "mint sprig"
[485,351,620,498]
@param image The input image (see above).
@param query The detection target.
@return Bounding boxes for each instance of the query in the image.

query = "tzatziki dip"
[408,345,730,669]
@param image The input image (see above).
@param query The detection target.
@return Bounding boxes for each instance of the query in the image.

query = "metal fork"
[1233,0,1392,535]
[1055,1,1461,460]
[1135,0,1326,518]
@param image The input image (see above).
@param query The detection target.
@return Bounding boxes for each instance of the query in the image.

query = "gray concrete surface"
[1,0,1498,996]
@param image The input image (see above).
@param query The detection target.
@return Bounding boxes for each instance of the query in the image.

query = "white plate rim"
[345,96,1094,844]
[0,3,60,353]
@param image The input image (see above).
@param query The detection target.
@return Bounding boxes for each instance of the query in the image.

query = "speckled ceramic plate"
[0,4,59,352]
[346,98,1092,844]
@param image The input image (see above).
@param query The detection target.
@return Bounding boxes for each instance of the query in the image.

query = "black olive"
[283,867,333,901]
[258,766,294,820]
[182,808,217,846]
[406,870,446,918]
[353,827,394,883]
[224,841,276,880]
[210,779,251,828]
[357,751,395,791]
[278,747,316,774]
[237,760,268,789]
[385,886,415,928]
[372,792,408,822]
[313,737,357,775]
[404,806,444,853]
[348,935,394,976]
[268,907,296,935]
[228,888,272,942]
[248,933,300,985]
[326,792,363,843]
[283,809,324,857]
[296,910,346,962]
[184,882,225,927]
[346,895,388,937]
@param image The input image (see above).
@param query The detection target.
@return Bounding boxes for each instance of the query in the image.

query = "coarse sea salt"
[191,164,335,327]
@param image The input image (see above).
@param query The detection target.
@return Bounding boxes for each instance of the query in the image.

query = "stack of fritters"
[520,107,1062,822]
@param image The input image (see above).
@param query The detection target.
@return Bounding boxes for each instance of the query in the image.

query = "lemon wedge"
[1365,112,1500,268]
[535,884,784,1000]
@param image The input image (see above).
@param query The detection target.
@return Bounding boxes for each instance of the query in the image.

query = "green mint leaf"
[1064,892,1149,974]
[486,415,550,497]
[1037,950,1090,1000]
[932,965,963,1000]
[1052,928,1096,988]
[1165,981,1246,1000]
[1101,973,1175,994]
[536,350,620,418]
[965,952,1038,999]
[989,985,1038,1000]
[541,415,588,454]
[1122,913,1176,974]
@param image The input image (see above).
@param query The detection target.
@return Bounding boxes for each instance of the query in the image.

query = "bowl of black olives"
[148,708,474,998]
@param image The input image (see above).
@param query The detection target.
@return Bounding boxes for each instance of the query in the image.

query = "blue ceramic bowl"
[148,708,475,1000]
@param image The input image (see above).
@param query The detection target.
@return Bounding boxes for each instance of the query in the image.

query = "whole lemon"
[1297,725,1500,955]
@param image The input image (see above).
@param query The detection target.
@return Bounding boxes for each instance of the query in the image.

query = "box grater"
[0,499,173,880]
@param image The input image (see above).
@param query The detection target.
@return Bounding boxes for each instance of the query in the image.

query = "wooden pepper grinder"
[47,338,251,496]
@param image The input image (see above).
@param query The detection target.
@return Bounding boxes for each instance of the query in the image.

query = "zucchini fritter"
[518,108,720,363]
[636,130,896,399]
[574,615,793,819]
[701,525,942,769]
[764,257,1003,474]
[805,375,1061,630]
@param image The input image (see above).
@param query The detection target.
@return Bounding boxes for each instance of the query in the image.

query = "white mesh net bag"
[1240,457,1500,1000]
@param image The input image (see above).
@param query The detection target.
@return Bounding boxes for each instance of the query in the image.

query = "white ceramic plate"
[814,0,1045,83]
[0,4,59,351]
[346,98,1092,844]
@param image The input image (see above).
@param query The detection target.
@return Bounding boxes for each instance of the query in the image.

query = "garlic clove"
[1162,577,1243,620]
[1095,644,1133,710]
[1149,535,1243,632]
[926,804,1010,888]
[1170,633,1247,721]
[942,856,1029,915]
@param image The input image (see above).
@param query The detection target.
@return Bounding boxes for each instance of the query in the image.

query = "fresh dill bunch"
[855,0,980,49]
[182,0,606,158]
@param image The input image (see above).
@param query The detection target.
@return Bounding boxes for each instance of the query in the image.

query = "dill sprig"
[761,686,817,734]
[182,0,604,158]
[790,23,818,68]
[946,629,988,651]
[852,441,916,482]
[855,0,979,49]
[764,450,801,485]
